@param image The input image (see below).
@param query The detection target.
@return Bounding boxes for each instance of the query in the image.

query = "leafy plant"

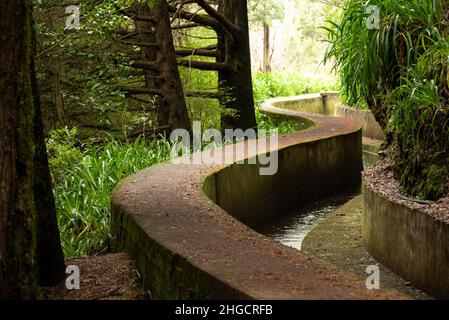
[325,0,449,199]
[48,128,173,257]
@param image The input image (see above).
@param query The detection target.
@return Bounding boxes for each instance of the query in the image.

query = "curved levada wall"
[363,183,449,299]
[111,95,403,300]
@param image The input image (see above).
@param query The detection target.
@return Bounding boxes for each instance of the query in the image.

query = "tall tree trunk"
[0,0,65,298]
[263,21,271,73]
[136,4,169,133]
[122,0,192,134]
[0,0,40,299]
[153,0,192,133]
[217,0,257,131]
[32,29,66,286]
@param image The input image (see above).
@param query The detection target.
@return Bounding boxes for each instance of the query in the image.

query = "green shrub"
[48,128,173,257]
[253,72,339,102]
[325,0,449,199]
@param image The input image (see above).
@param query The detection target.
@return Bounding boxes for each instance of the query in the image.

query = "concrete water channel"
[255,141,432,300]
[254,148,378,251]
[113,92,427,299]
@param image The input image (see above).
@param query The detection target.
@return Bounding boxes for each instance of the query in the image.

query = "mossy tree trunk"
[0,0,65,298]
[118,0,192,134]
[217,0,257,131]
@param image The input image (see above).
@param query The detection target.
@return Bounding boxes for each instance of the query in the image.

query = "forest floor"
[364,159,449,223]
[42,253,145,300]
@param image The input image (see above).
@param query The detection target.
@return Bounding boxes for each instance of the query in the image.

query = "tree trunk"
[217,0,257,131]
[123,0,192,134]
[0,0,65,298]
[136,4,169,133]
[0,0,40,299]
[32,26,66,286]
[153,0,192,133]
[263,21,271,73]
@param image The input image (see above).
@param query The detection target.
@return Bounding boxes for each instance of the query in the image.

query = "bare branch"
[185,90,220,99]
[171,22,200,29]
[176,48,217,57]
[194,0,241,36]
[118,8,157,24]
[121,87,163,96]
[168,4,219,29]
[177,59,226,71]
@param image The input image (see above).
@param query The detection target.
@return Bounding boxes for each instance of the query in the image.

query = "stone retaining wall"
[363,184,449,299]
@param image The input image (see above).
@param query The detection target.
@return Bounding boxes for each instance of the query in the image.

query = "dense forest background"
[31,0,340,258]
[35,0,340,138]
[3,0,449,300]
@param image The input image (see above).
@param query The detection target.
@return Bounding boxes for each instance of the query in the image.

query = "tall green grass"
[47,128,173,257]
[253,72,340,102]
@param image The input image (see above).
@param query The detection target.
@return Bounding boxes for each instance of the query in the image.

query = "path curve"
[112,97,405,300]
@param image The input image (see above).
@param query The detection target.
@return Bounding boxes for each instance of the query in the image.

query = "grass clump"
[47,128,173,257]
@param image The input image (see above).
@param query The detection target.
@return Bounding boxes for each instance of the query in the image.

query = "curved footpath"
[112,99,405,299]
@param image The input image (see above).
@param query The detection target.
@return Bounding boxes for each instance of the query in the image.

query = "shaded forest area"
[1,0,338,298]
[3,0,449,300]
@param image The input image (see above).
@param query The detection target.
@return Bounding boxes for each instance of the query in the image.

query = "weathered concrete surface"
[302,195,430,300]
[206,133,362,227]
[266,92,339,116]
[265,92,384,141]
[337,105,384,141]
[363,184,449,299]
[112,98,405,300]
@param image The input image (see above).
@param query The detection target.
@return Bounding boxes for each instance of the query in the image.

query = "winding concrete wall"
[363,184,449,299]
[266,92,339,116]
[337,105,384,141]
[111,96,403,300]
[266,92,384,141]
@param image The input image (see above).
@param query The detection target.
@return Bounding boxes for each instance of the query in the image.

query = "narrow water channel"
[254,150,378,250]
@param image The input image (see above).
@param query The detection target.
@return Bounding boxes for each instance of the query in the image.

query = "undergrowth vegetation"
[325,0,449,200]
[49,72,332,257]
[47,128,173,257]
[253,72,339,102]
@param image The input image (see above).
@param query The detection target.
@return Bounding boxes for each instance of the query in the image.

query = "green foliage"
[325,0,449,199]
[248,0,285,25]
[253,72,338,133]
[34,0,151,137]
[253,72,339,102]
[255,104,306,134]
[47,128,173,257]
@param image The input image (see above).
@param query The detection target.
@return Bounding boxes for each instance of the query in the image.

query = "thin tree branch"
[177,59,226,71]
[168,5,219,29]
[185,90,220,99]
[194,0,241,36]
[176,48,218,57]
[121,87,163,96]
